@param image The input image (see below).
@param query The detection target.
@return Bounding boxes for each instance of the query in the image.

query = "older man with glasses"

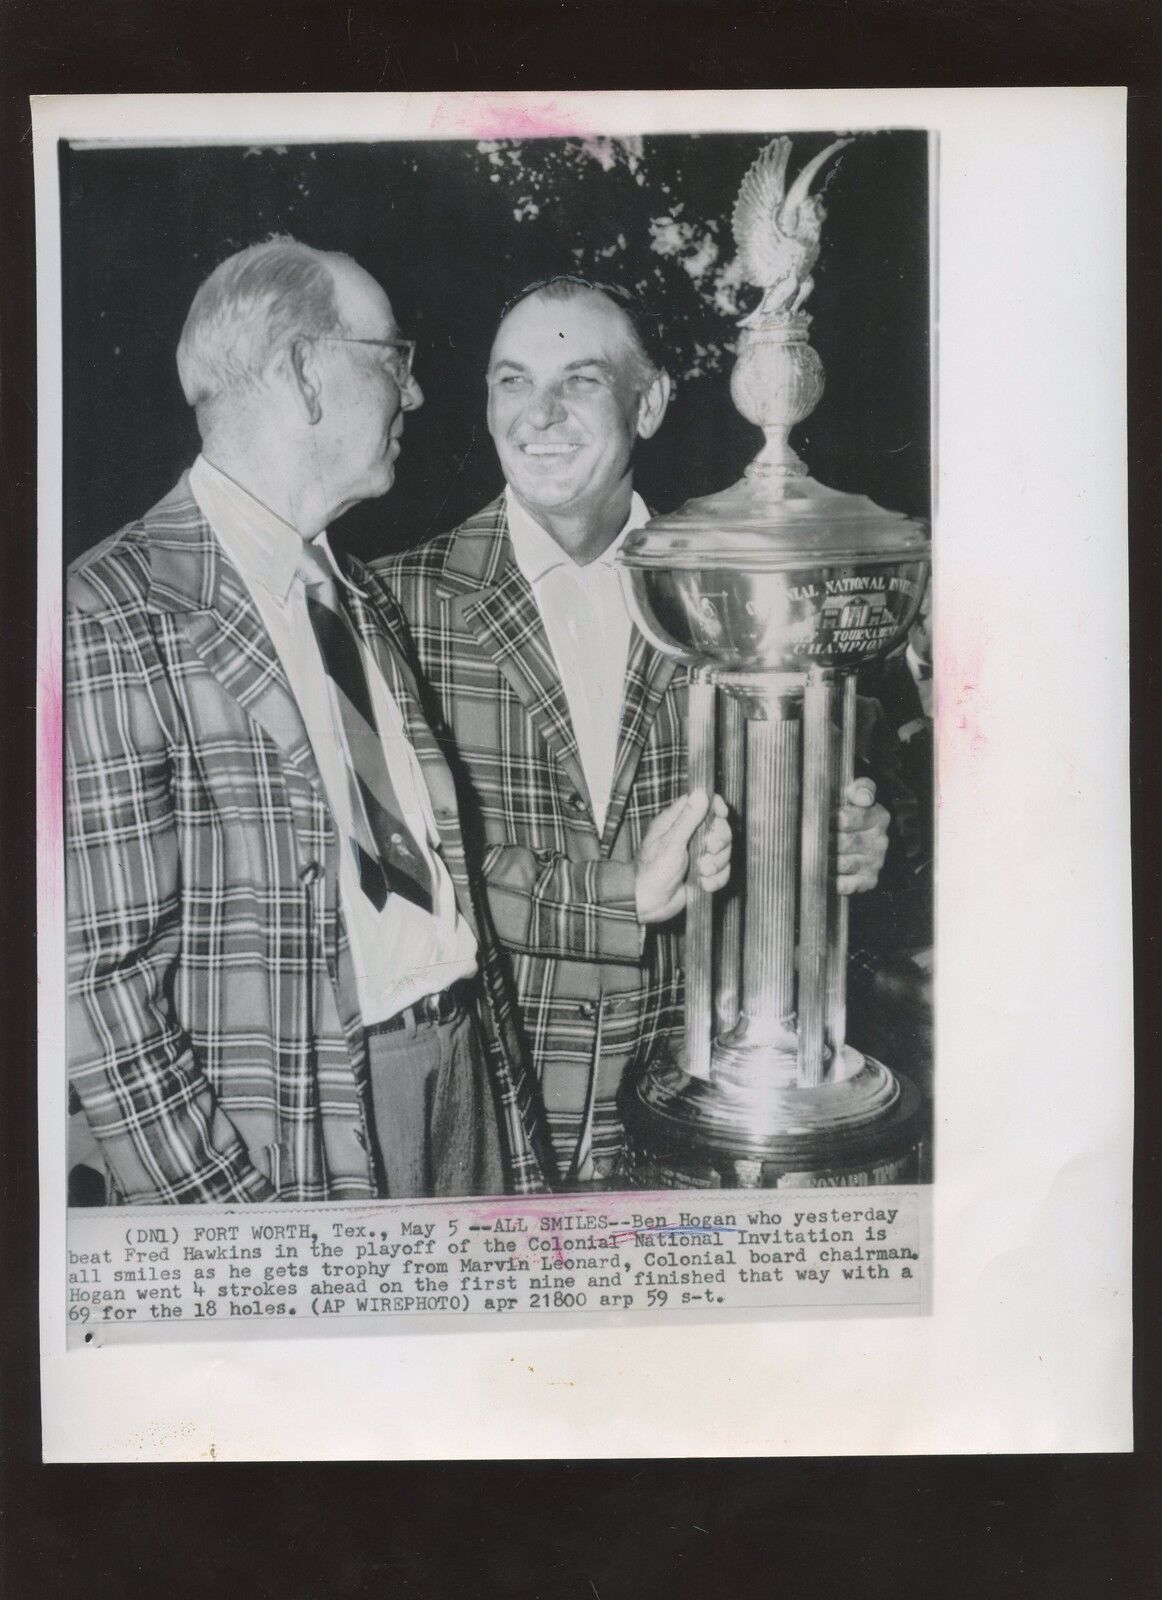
[65,236,547,1204]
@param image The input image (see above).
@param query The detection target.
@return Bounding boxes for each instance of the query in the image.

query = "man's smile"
[518,441,582,456]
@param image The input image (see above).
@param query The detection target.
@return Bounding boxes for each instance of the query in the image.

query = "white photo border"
[36,88,1131,1460]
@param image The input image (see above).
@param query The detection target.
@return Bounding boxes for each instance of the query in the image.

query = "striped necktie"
[299,545,434,914]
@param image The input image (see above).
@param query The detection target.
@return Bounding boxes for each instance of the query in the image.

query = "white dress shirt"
[506,486,649,834]
[190,455,477,1026]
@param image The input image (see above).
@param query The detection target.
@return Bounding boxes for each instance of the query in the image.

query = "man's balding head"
[496,277,663,392]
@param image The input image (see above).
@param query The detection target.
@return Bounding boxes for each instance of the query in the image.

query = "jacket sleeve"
[65,599,276,1204]
[479,843,645,965]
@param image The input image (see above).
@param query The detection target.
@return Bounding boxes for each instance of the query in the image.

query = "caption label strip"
[67,1188,924,1337]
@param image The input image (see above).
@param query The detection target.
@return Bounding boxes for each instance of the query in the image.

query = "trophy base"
[626,1050,925,1190]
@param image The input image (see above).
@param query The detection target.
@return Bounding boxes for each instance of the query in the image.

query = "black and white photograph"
[60,125,932,1215]
[33,89,1131,1462]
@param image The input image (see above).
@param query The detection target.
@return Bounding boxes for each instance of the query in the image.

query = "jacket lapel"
[600,629,679,852]
[144,478,327,806]
[439,498,593,816]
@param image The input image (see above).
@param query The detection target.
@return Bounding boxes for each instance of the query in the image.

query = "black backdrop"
[60,129,930,566]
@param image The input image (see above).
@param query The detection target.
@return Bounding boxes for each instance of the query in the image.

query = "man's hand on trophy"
[635,791,732,924]
[836,778,890,894]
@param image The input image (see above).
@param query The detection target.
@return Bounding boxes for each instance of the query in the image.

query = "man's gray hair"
[176,236,346,408]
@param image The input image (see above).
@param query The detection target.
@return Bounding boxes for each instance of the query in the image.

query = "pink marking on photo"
[934,623,988,810]
[316,1191,743,1276]
[455,1191,685,1267]
[429,95,596,141]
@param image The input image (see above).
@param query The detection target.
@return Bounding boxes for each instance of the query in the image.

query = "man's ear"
[284,337,324,425]
[635,370,672,441]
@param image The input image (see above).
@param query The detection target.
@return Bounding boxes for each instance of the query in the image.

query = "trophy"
[619,136,931,1188]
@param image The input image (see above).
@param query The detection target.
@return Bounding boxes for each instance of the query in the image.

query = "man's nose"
[401,375,424,411]
[525,383,567,428]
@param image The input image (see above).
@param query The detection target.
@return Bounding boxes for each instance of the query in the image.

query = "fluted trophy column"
[826,675,858,1056]
[683,672,716,1082]
[797,670,836,1087]
[619,133,930,1189]
[713,692,746,1035]
[740,713,799,1037]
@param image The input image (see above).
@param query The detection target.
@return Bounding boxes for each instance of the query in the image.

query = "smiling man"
[66,237,545,1203]
[379,277,886,1186]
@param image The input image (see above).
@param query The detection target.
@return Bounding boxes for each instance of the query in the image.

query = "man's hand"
[635,790,732,924]
[837,778,890,894]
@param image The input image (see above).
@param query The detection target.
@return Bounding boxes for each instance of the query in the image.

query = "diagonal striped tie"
[299,545,434,914]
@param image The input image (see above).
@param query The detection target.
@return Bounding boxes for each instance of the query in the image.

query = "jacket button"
[299,861,323,886]
[578,1001,596,1021]
[568,793,588,814]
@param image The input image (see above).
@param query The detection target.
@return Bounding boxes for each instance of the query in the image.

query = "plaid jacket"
[66,477,547,1203]
[376,497,691,1176]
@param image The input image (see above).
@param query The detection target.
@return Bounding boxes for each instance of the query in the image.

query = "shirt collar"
[906,640,934,682]
[190,454,355,605]
[505,484,650,586]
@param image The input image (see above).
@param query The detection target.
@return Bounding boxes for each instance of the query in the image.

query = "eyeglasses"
[313,336,417,388]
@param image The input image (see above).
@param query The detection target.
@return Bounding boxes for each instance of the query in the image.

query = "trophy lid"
[621,470,930,573]
[620,135,930,578]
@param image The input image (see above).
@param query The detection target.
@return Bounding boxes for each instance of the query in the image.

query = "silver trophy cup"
[619,137,931,1188]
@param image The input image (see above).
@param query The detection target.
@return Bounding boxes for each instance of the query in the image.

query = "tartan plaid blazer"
[66,477,547,1203]
[376,497,691,1176]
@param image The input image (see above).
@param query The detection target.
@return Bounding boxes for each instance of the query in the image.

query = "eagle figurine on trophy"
[734,135,853,324]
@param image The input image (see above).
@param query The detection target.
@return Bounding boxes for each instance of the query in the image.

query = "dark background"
[60,130,930,565]
[3,3,1159,1599]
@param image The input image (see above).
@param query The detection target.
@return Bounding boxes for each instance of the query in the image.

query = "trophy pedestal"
[615,664,928,1194]
[626,1052,925,1191]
